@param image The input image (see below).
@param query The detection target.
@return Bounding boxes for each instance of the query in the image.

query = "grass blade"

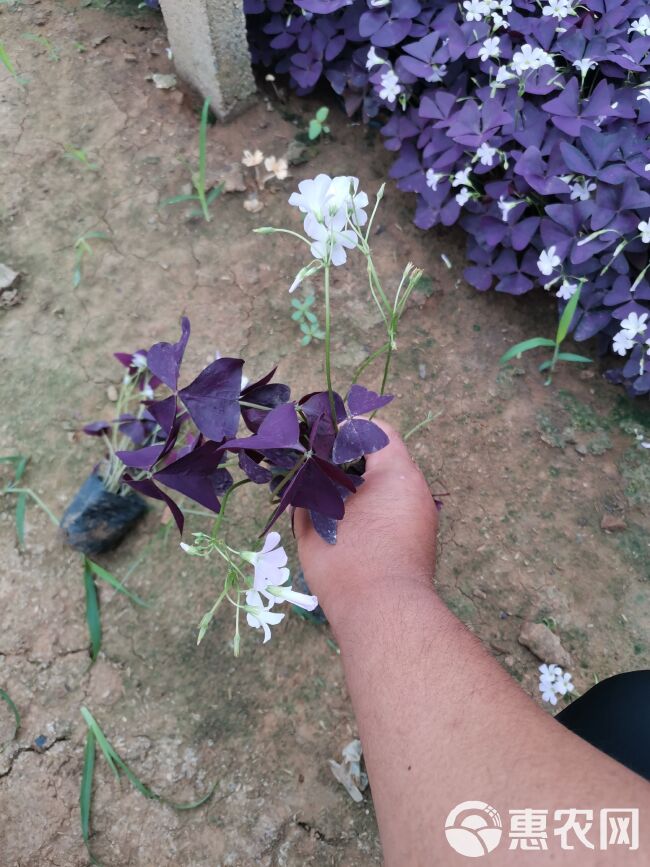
[86,559,149,607]
[162,194,198,206]
[80,728,96,846]
[198,98,210,193]
[556,352,592,364]
[80,707,119,778]
[206,183,224,205]
[14,455,28,482]
[0,688,20,739]
[556,284,582,345]
[81,706,216,812]
[500,337,556,364]
[0,41,17,78]
[83,559,102,662]
[15,492,26,547]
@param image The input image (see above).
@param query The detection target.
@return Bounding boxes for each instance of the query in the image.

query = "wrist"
[316,567,437,635]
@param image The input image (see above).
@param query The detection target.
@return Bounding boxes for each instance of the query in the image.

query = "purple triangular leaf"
[238,451,273,484]
[224,402,302,452]
[84,420,111,436]
[146,394,177,435]
[179,357,244,441]
[153,441,229,512]
[332,418,389,464]
[123,475,184,534]
[346,384,393,417]
[147,317,190,390]
[116,443,166,469]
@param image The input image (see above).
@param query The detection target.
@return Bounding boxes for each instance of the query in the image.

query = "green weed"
[500,285,591,384]
[162,99,223,222]
[308,106,330,141]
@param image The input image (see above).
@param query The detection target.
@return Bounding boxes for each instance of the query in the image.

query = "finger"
[362,419,415,477]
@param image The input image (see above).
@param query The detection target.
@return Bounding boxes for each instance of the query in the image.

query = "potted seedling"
[60,348,169,554]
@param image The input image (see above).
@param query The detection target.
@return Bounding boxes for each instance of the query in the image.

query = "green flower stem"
[351,341,390,385]
[211,479,250,542]
[323,264,338,430]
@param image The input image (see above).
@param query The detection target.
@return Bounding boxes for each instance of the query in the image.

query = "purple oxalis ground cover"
[244,0,650,395]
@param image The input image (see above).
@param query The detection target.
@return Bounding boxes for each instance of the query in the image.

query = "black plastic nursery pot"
[61,471,147,555]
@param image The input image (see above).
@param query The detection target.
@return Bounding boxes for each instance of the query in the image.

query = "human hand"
[294,421,438,620]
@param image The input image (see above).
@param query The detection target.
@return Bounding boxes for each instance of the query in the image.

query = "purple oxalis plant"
[83,176,423,649]
[244,0,650,394]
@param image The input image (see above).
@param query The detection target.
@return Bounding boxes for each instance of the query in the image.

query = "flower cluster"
[538,663,575,706]
[245,0,650,393]
[184,530,317,644]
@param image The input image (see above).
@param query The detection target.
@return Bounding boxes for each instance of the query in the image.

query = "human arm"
[295,422,650,866]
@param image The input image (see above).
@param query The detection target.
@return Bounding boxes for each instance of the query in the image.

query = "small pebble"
[106,385,118,402]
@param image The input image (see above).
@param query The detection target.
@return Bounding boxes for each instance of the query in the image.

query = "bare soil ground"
[1,2,649,865]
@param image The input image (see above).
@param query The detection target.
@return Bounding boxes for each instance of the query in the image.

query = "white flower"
[479,37,501,63]
[455,187,471,207]
[637,88,650,104]
[369,0,391,6]
[498,0,512,12]
[288,262,322,294]
[621,311,648,338]
[325,176,369,227]
[245,590,285,643]
[511,44,555,76]
[572,57,597,76]
[541,683,559,705]
[539,664,575,704]
[425,168,444,191]
[289,173,366,231]
[493,65,515,88]
[557,280,578,301]
[309,220,357,266]
[241,531,290,591]
[264,155,289,180]
[141,383,155,400]
[452,167,472,188]
[629,15,650,36]
[242,149,264,167]
[638,220,650,243]
[542,0,574,20]
[132,352,147,370]
[539,663,562,685]
[555,671,575,696]
[537,245,562,276]
[261,580,318,611]
[425,63,447,83]
[463,0,490,21]
[613,330,635,356]
[476,142,497,166]
[289,175,366,266]
[378,68,402,103]
[569,179,596,201]
[366,46,385,70]
[491,12,509,29]
[497,196,518,222]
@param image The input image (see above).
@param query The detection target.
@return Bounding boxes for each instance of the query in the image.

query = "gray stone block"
[159,0,257,119]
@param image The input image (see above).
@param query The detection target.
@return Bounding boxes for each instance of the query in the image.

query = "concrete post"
[159,0,257,120]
